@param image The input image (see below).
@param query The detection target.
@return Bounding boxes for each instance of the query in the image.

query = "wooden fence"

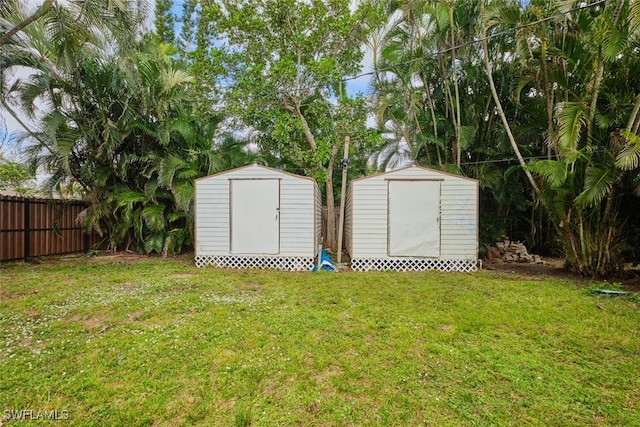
[321,206,341,248]
[0,195,100,262]
[1,197,343,262]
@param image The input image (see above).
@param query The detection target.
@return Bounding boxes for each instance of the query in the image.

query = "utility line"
[206,0,610,98]
[343,0,609,82]
[189,0,611,112]
[261,152,581,174]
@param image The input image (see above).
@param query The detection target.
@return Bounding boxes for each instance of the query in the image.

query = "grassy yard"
[1,255,639,426]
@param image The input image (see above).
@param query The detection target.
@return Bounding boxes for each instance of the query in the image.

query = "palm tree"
[371,0,450,169]
[371,0,543,249]
[0,0,144,48]
[2,2,231,255]
[372,0,640,274]
[480,0,540,194]
[516,0,636,275]
[65,38,225,254]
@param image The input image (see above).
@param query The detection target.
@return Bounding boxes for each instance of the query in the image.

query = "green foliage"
[616,130,640,170]
[575,166,617,208]
[197,0,383,247]
[370,0,640,275]
[528,160,568,189]
[557,102,587,154]
[0,160,37,196]
[1,2,246,256]
[154,0,175,45]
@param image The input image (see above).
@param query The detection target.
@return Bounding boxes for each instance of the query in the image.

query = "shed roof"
[195,164,316,183]
[350,165,478,184]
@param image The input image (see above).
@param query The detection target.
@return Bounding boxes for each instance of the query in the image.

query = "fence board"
[0,195,98,262]
[321,207,341,249]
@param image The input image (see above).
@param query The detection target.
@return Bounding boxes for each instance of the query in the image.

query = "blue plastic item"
[313,247,337,272]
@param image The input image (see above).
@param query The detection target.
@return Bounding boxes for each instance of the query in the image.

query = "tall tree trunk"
[587,0,625,139]
[421,75,442,167]
[540,37,556,158]
[0,0,54,46]
[325,144,340,250]
[0,98,45,144]
[479,1,540,195]
[448,5,462,168]
[626,93,640,133]
[438,50,456,165]
[294,101,317,151]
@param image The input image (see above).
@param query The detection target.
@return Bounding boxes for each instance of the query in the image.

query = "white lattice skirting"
[195,255,315,271]
[351,258,478,272]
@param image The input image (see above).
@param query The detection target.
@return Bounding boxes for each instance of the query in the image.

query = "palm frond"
[127,119,157,137]
[528,159,568,189]
[160,68,193,95]
[142,204,166,232]
[114,189,146,206]
[458,125,476,151]
[556,102,587,153]
[172,181,194,212]
[168,117,195,142]
[158,155,187,188]
[93,167,114,187]
[631,0,640,34]
[601,16,627,62]
[144,232,165,254]
[512,76,533,106]
[616,130,640,170]
[575,166,616,207]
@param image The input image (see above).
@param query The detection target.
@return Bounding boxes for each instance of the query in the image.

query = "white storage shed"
[344,165,478,272]
[194,164,322,271]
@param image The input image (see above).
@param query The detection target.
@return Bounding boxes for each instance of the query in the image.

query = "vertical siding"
[195,165,318,258]
[195,176,230,254]
[349,166,478,260]
[440,179,478,257]
[350,178,388,257]
[279,175,315,256]
[344,184,353,255]
[315,183,322,255]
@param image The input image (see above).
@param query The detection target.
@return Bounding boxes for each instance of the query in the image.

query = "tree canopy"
[196,0,384,247]
[2,0,640,275]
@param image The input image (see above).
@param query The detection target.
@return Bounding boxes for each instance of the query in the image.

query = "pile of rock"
[486,239,544,264]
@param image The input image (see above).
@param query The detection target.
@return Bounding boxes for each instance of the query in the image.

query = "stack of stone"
[489,239,544,264]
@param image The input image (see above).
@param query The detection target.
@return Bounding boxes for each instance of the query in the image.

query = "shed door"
[231,179,280,254]
[388,180,440,257]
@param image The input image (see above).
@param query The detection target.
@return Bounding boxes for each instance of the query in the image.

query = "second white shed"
[344,165,478,272]
[194,164,322,271]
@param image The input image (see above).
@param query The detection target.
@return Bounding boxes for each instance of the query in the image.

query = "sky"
[0,90,30,161]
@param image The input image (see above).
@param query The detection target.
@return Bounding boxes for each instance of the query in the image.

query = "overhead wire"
[209,0,611,109]
[343,0,609,82]
[214,0,614,171]
[255,152,577,174]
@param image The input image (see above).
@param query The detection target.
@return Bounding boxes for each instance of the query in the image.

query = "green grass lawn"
[1,255,639,426]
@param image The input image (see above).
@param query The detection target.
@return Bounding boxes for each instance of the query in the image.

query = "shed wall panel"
[195,165,319,259]
[344,186,353,255]
[315,185,322,252]
[347,166,478,262]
